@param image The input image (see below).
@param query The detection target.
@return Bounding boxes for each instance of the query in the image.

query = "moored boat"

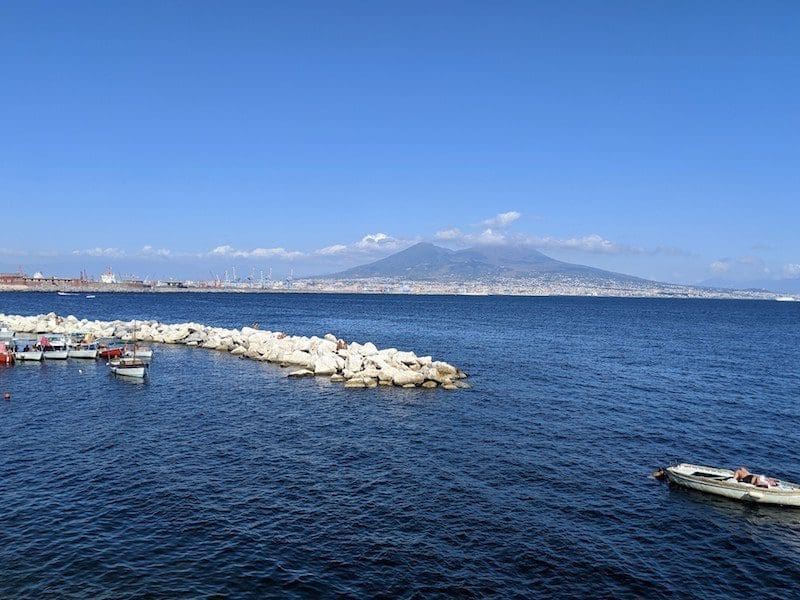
[68,333,99,359]
[13,338,43,361]
[108,356,148,378]
[123,345,153,363]
[98,339,124,359]
[69,342,99,359]
[661,463,800,507]
[0,341,14,365]
[40,334,68,360]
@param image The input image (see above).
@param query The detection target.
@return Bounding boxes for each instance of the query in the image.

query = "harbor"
[0,312,468,390]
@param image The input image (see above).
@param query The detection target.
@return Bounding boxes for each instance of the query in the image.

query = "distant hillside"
[320,242,646,283]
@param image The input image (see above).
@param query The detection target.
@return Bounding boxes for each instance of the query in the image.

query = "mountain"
[321,242,645,283]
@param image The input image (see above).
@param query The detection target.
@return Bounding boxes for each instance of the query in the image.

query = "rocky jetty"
[0,313,469,390]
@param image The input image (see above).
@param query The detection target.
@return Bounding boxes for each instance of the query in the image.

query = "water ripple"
[1,294,799,597]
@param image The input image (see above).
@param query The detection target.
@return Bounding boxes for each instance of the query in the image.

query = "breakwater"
[0,312,468,389]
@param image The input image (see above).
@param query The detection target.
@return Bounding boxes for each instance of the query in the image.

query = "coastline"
[0,283,792,301]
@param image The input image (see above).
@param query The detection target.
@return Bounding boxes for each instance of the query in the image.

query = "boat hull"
[110,365,147,378]
[0,353,14,365]
[43,350,69,360]
[69,349,98,359]
[108,357,148,378]
[666,464,800,507]
[15,350,43,361]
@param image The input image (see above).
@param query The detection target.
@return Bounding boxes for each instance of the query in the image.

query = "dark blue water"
[1,292,799,598]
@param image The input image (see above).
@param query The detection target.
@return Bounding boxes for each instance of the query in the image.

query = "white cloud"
[710,260,730,273]
[708,256,770,279]
[434,228,463,241]
[783,263,800,278]
[434,226,642,255]
[481,211,521,228]
[205,233,414,263]
[210,245,304,259]
[476,228,508,245]
[72,247,126,257]
[355,233,404,251]
[316,244,348,255]
[141,245,171,257]
[529,234,642,255]
[210,245,235,256]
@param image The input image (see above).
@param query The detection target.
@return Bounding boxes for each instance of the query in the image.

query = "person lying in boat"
[733,467,777,488]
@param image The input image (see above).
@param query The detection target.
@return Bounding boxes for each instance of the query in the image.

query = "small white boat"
[69,343,99,359]
[123,346,153,363]
[108,356,148,378]
[13,338,43,361]
[15,349,44,361]
[664,463,800,507]
[40,334,69,359]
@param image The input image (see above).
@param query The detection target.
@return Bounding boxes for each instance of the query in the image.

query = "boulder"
[313,353,339,376]
[392,369,425,387]
[345,352,363,373]
[287,369,314,377]
[361,342,379,356]
[184,331,208,345]
[432,361,458,376]
[395,351,418,365]
[282,350,313,367]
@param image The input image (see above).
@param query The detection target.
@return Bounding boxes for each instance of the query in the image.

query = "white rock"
[283,350,313,367]
[345,352,363,373]
[287,369,314,377]
[395,351,418,365]
[313,353,339,376]
[392,369,425,386]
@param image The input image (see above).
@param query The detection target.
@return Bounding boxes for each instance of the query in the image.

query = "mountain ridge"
[318,242,647,283]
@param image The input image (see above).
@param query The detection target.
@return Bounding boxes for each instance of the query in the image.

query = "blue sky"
[1,1,798,285]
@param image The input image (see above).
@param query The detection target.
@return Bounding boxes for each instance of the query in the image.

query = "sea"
[1,292,799,598]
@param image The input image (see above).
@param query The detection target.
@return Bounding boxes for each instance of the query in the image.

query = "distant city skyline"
[2,2,798,288]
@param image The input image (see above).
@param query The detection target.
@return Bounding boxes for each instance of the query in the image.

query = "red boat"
[0,341,14,365]
[98,341,124,359]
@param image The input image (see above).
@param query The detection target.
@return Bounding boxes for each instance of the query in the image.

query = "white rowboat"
[665,463,800,507]
[108,356,148,378]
